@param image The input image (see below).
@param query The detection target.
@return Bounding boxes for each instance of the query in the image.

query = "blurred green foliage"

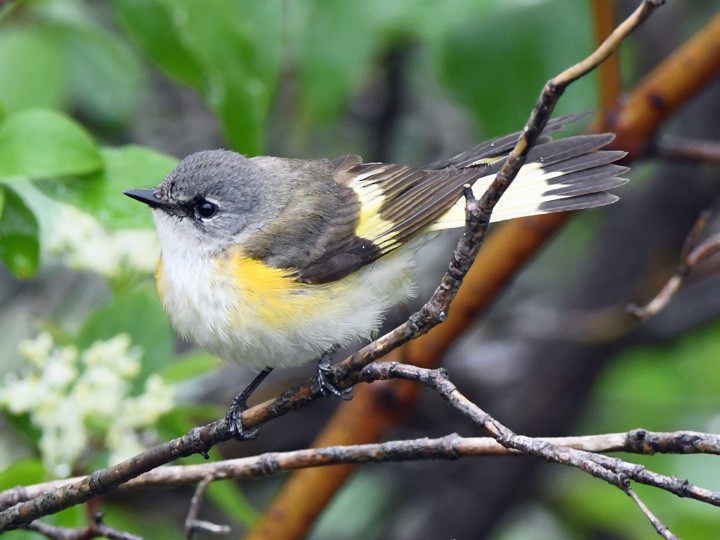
[541,321,720,539]
[113,0,284,155]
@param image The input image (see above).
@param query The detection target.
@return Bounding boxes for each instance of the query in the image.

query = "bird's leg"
[225,366,273,440]
[316,346,353,400]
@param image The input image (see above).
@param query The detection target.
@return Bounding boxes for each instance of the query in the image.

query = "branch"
[4,428,720,508]
[600,11,720,158]
[651,137,720,164]
[628,210,720,319]
[9,362,716,539]
[592,0,622,115]
[23,512,141,540]
[184,478,230,539]
[359,363,719,509]
[623,480,679,540]
[331,0,664,390]
[356,363,692,536]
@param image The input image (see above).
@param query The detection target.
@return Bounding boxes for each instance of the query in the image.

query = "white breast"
[158,240,418,370]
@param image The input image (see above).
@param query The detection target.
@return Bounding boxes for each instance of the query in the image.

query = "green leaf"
[112,0,205,88]
[0,27,67,114]
[0,458,46,491]
[297,1,383,122]
[160,351,223,384]
[0,186,40,278]
[434,1,595,134]
[77,283,174,382]
[0,109,102,180]
[48,21,144,128]
[113,0,284,154]
[36,145,177,230]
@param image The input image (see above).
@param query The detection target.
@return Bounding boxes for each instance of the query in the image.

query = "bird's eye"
[194,199,217,219]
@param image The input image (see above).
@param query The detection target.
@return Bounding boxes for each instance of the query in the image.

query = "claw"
[225,400,261,440]
[225,367,273,440]
[316,347,353,399]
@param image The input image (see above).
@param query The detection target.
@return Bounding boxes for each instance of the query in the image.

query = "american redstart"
[125,113,628,438]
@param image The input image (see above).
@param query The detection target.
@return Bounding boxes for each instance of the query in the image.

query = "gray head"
[125,149,287,256]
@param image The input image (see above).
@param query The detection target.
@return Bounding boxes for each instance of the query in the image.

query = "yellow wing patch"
[219,247,354,329]
[351,179,401,251]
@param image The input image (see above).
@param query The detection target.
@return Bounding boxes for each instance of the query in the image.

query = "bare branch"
[628,210,720,319]
[604,10,720,158]
[24,512,142,540]
[185,478,230,540]
[622,479,679,539]
[3,427,720,511]
[652,137,720,164]
[359,362,720,510]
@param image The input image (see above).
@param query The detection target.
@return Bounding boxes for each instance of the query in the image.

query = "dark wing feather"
[426,112,593,170]
[297,163,481,284]
[296,113,626,284]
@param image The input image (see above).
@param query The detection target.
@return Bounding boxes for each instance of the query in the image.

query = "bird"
[125,113,628,438]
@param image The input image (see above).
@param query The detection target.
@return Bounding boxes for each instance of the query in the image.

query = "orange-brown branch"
[600,12,720,158]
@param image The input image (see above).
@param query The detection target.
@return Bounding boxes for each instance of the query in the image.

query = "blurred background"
[1,0,720,538]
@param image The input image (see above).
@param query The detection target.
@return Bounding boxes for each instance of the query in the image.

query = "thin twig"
[628,210,720,319]
[623,479,679,540]
[25,512,142,540]
[652,137,720,164]
[185,478,230,540]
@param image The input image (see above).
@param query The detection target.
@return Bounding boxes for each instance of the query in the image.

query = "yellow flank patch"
[219,247,352,329]
[353,182,397,245]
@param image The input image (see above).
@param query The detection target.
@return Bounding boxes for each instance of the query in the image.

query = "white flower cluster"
[0,332,174,478]
[44,203,160,277]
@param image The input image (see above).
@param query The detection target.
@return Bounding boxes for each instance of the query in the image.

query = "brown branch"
[598,11,720,158]
[358,363,707,535]
[325,2,664,385]
[360,363,720,511]
[628,210,720,319]
[592,0,623,115]
[0,421,230,531]
[3,427,720,510]
[325,0,659,414]
[623,480,679,540]
[184,478,230,539]
[24,512,142,540]
[651,137,720,164]
[584,450,720,506]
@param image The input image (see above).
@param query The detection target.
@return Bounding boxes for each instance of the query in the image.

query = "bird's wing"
[296,118,627,284]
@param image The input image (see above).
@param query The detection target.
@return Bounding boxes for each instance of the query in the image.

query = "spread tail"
[427,132,628,230]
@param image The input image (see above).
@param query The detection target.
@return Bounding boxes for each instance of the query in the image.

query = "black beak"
[124,189,167,209]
